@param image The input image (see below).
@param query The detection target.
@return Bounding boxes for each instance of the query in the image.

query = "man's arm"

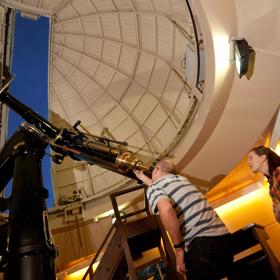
[157,198,185,275]
[157,198,182,244]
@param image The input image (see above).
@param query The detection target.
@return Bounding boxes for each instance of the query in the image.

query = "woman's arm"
[273,167,280,222]
[273,202,280,223]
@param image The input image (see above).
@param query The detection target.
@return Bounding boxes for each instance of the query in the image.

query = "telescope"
[0,75,153,179]
[0,75,154,280]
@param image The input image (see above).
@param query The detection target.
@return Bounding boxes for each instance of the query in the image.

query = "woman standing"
[248,146,280,222]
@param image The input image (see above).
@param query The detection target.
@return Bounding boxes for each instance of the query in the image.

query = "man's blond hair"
[157,159,176,174]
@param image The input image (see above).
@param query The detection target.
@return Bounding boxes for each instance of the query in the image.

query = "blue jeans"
[185,234,233,280]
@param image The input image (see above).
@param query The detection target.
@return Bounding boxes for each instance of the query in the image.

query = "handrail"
[82,224,116,280]
[82,184,148,280]
[110,184,150,223]
[253,225,280,280]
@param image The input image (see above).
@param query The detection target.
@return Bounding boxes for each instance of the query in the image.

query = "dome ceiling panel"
[111,117,139,141]
[169,0,190,16]
[91,0,117,12]
[100,13,121,40]
[40,0,65,11]
[49,92,67,122]
[148,59,170,98]
[82,16,103,36]
[62,18,83,33]
[138,14,156,52]
[94,65,115,88]
[152,0,172,13]
[113,0,134,11]
[63,96,88,116]
[157,16,174,60]
[55,5,79,21]
[119,13,138,45]
[78,80,104,106]
[120,81,145,112]
[68,69,91,91]
[131,0,154,12]
[51,81,75,103]
[155,118,178,145]
[61,48,83,65]
[143,104,167,133]
[84,37,103,58]
[78,56,99,77]
[118,45,138,75]
[50,66,64,84]
[53,56,76,78]
[102,105,128,130]
[91,94,117,119]
[126,131,151,152]
[132,93,158,124]
[71,0,98,15]
[134,51,155,87]
[102,40,121,67]
[163,72,184,108]
[64,40,84,55]
[107,72,131,102]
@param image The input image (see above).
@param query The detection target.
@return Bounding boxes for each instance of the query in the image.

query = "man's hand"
[133,169,152,186]
[175,247,186,276]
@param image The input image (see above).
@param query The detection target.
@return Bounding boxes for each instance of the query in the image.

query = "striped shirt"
[147,174,229,251]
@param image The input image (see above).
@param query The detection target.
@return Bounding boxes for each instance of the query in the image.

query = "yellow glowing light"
[64,267,88,279]
[95,202,130,220]
[275,142,280,154]
[215,186,267,215]
[63,262,100,280]
[213,34,231,78]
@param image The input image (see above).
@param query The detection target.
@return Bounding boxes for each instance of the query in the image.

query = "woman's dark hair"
[251,146,280,176]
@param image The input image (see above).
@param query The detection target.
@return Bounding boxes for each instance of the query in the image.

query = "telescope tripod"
[0,127,56,280]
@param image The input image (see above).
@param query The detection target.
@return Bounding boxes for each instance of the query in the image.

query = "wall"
[215,183,280,261]
[175,0,280,189]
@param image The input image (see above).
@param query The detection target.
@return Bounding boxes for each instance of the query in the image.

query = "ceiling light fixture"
[229,38,250,78]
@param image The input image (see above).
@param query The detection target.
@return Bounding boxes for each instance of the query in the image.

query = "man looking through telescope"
[134,159,233,280]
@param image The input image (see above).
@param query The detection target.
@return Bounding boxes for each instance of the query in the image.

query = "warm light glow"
[213,34,231,78]
[213,182,276,234]
[65,267,88,280]
[95,202,130,220]
[212,171,279,239]
[215,186,267,215]
[64,262,100,280]
[275,142,280,154]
